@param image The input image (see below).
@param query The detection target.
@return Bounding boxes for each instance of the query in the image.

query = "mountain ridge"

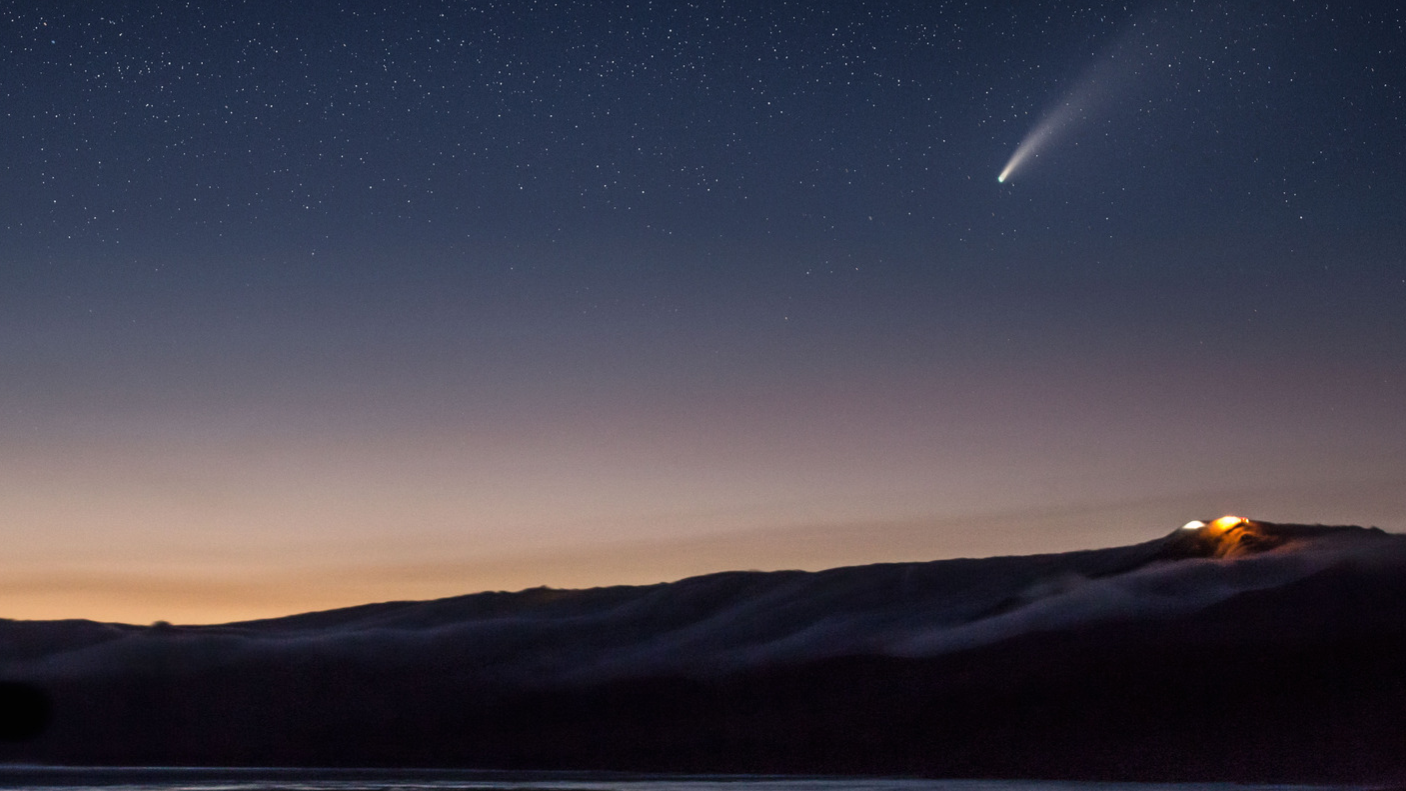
[3,519,1405,782]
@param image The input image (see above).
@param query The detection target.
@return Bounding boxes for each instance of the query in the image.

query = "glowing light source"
[1181,520,1206,530]
[1209,515,1246,532]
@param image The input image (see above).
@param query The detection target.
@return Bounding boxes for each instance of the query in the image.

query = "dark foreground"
[3,520,1405,784]
[0,767,1365,791]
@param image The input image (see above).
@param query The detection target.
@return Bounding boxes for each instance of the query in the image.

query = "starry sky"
[2,0,1404,623]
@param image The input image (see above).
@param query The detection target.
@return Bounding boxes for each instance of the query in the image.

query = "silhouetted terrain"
[3,519,1405,783]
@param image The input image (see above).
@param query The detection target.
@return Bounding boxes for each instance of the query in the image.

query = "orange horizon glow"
[3,356,1403,626]
[2,491,1401,625]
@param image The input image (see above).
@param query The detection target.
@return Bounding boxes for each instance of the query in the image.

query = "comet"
[998,97,1088,183]
[997,25,1142,184]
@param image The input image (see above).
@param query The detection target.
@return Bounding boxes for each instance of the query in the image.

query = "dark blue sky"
[1,0,1403,622]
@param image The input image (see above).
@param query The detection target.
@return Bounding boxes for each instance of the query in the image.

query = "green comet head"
[997,175,1005,183]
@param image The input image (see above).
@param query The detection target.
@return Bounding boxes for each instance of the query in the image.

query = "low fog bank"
[5,521,1406,781]
[3,521,1399,686]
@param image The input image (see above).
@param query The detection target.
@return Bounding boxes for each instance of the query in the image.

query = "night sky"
[3,0,1403,623]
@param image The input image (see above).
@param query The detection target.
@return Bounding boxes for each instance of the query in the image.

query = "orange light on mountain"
[1209,515,1246,532]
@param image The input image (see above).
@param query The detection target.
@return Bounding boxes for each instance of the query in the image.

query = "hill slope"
[2,519,1404,782]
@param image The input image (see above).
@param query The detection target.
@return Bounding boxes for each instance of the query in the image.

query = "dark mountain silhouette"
[2,519,1404,783]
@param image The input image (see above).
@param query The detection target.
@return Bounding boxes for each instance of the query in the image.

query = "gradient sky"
[2,0,1403,624]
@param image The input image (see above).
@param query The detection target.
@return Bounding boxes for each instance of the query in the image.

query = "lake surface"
[0,768,1366,791]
